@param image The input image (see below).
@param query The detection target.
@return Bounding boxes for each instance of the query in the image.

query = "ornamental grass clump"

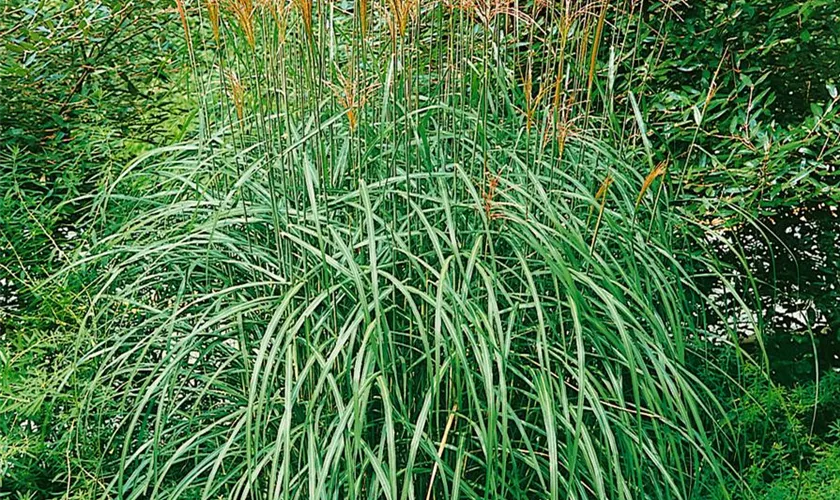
[63,1,757,499]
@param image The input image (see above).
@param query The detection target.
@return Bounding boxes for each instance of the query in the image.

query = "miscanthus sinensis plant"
[62,1,757,498]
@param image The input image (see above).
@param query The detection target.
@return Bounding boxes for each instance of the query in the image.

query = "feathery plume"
[228,0,256,49]
[636,160,667,207]
[207,0,221,43]
[226,70,246,121]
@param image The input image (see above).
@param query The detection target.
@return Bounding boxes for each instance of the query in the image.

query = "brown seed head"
[226,70,246,121]
[228,0,256,49]
[258,0,290,42]
[358,0,368,38]
[293,0,313,38]
[636,161,667,207]
[174,0,193,50]
[207,0,221,43]
[328,69,378,132]
[385,0,417,39]
[595,174,613,202]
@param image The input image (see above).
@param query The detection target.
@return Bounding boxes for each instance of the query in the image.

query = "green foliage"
[0,0,191,292]
[1,1,191,497]
[734,369,840,499]
[1,0,186,148]
[36,1,757,498]
[641,0,840,220]
[1,0,838,498]
[70,135,733,499]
